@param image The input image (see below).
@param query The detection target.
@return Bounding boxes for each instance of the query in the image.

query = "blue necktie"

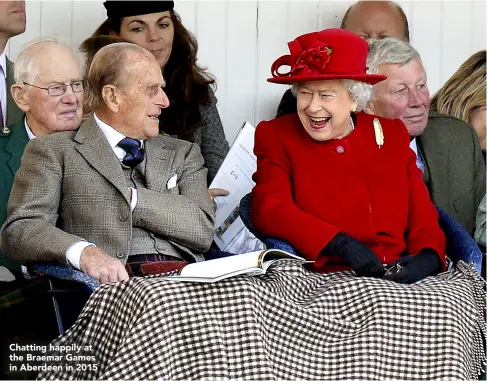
[117,138,145,168]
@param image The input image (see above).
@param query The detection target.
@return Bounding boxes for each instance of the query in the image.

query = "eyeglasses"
[22,80,84,96]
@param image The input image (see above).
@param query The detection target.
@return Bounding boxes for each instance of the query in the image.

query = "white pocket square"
[167,174,178,189]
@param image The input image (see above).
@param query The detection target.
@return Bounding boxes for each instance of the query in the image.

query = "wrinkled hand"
[383,249,442,284]
[209,188,230,199]
[322,232,385,278]
[209,188,230,212]
[80,246,129,284]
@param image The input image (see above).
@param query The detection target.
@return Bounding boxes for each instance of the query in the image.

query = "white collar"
[24,119,36,140]
[0,48,6,79]
[409,137,418,155]
[93,113,143,161]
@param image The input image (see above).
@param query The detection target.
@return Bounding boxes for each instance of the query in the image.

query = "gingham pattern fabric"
[39,260,486,380]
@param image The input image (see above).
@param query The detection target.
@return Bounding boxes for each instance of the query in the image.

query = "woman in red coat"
[251,29,446,283]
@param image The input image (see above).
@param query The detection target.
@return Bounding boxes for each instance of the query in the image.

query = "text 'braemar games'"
[8,343,98,372]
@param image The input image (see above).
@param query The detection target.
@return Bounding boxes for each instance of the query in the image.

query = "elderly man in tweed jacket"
[1,43,215,284]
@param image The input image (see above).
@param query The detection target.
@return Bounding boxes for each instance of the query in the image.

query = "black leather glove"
[321,232,385,278]
[383,249,442,284]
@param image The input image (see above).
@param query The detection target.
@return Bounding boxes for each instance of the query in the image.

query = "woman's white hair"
[291,79,373,111]
[13,37,76,84]
[366,37,423,75]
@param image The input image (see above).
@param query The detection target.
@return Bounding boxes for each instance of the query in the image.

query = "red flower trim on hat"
[291,43,332,75]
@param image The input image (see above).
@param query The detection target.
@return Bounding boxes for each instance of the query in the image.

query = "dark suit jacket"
[275,91,486,235]
[1,116,215,265]
[0,119,28,272]
[6,58,22,126]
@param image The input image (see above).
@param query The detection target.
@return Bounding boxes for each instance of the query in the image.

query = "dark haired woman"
[88,1,229,190]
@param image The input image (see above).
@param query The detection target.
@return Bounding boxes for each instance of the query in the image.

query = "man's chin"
[59,122,80,131]
[404,119,428,137]
[140,126,160,140]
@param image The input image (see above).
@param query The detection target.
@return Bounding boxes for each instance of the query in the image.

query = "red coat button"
[336,145,345,154]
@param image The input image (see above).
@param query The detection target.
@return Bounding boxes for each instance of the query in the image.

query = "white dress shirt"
[66,113,142,269]
[24,119,36,140]
[409,138,425,172]
[0,48,7,127]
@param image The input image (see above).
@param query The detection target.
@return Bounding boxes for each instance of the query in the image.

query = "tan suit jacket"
[1,116,215,264]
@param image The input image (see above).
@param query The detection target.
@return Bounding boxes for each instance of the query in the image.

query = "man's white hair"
[291,79,373,111]
[366,37,423,75]
[13,37,78,84]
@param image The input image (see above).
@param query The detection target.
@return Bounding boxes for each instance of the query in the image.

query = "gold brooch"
[373,118,384,148]
[2,126,10,134]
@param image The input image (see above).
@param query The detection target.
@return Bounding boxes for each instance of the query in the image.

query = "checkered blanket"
[39,260,486,380]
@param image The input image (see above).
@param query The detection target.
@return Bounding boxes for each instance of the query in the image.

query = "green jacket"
[418,111,486,236]
[6,58,23,126]
[0,119,28,272]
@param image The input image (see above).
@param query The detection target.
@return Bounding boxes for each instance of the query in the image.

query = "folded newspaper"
[210,122,263,253]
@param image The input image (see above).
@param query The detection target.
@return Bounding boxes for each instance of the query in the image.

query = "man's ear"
[102,85,121,113]
[10,84,30,112]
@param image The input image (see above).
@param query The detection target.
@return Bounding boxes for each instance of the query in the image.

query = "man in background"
[0,1,25,128]
[0,38,83,286]
[276,0,408,117]
[340,0,409,42]
[366,38,485,236]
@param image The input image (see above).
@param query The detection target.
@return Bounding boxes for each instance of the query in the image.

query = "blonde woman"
[431,51,486,255]
[431,50,486,153]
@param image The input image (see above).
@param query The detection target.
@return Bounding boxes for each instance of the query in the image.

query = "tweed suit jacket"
[417,112,486,236]
[1,116,215,265]
[0,119,28,272]
[6,58,22,126]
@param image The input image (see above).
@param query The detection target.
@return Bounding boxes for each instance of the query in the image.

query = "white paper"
[211,122,260,251]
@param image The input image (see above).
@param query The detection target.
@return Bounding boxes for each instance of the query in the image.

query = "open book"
[162,249,310,283]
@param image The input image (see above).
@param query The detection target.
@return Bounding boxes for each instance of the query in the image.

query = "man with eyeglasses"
[1,42,214,285]
[0,37,83,287]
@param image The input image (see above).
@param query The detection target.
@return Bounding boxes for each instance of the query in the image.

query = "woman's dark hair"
[89,10,216,142]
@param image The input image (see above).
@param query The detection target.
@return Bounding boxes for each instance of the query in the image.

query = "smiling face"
[296,80,357,142]
[114,54,169,140]
[369,58,430,137]
[118,11,174,70]
[19,43,83,136]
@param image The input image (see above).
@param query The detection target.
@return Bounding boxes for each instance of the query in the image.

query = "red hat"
[268,28,386,85]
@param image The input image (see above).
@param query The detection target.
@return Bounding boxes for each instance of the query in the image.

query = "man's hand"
[209,188,230,212]
[209,188,230,199]
[80,246,129,284]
